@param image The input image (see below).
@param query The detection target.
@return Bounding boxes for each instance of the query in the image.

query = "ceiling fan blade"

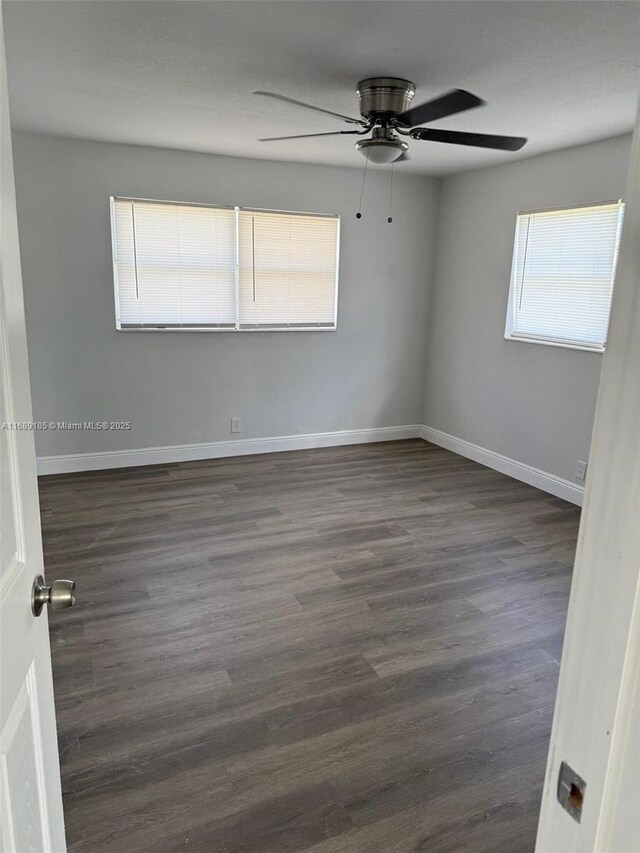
[395,89,484,128]
[410,127,527,151]
[259,130,361,142]
[254,91,364,125]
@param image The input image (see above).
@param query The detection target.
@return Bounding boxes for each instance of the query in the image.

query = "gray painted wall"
[423,134,632,483]
[12,132,439,456]
[13,131,631,481]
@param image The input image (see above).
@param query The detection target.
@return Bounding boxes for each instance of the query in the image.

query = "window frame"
[504,199,624,353]
[110,196,341,333]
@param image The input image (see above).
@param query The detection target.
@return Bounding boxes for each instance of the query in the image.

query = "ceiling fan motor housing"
[356,77,416,120]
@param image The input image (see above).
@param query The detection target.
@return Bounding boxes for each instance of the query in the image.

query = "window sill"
[116,326,338,333]
[504,334,605,353]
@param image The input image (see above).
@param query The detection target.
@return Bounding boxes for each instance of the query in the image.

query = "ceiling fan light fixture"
[355,137,408,164]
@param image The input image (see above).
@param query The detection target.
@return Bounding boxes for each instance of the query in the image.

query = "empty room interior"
[1,1,639,851]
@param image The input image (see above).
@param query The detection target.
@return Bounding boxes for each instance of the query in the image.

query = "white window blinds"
[238,210,338,328]
[112,198,237,328]
[506,201,624,350]
[111,198,339,331]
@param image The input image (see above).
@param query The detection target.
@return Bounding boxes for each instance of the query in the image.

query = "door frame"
[536,102,640,850]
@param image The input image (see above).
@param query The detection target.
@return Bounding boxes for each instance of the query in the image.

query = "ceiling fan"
[256,77,527,163]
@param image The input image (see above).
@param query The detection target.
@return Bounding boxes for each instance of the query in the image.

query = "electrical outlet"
[230,417,241,434]
[575,460,588,482]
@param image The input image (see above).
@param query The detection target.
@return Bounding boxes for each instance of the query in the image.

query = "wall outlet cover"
[230,417,242,434]
[575,460,588,481]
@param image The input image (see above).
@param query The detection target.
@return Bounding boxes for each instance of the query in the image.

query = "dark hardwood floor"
[39,439,579,852]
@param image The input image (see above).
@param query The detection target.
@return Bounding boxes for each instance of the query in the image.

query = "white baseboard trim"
[36,423,585,506]
[419,425,584,506]
[36,424,422,476]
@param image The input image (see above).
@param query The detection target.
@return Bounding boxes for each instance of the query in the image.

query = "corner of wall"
[421,173,446,424]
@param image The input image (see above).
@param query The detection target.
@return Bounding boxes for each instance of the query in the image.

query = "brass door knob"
[31,574,76,617]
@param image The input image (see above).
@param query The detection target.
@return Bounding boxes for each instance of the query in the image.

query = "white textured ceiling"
[4,1,640,176]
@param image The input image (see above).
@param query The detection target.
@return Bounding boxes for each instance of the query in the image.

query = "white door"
[0,7,67,852]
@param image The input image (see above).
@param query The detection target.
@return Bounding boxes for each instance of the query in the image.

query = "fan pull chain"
[356,149,369,219]
[388,163,394,224]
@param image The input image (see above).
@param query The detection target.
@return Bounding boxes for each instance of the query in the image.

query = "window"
[111,198,237,329]
[505,200,624,351]
[111,197,339,331]
[238,209,338,329]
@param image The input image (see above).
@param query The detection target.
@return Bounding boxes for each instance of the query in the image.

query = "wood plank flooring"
[39,439,579,852]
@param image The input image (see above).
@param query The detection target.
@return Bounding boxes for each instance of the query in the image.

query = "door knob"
[31,574,76,617]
